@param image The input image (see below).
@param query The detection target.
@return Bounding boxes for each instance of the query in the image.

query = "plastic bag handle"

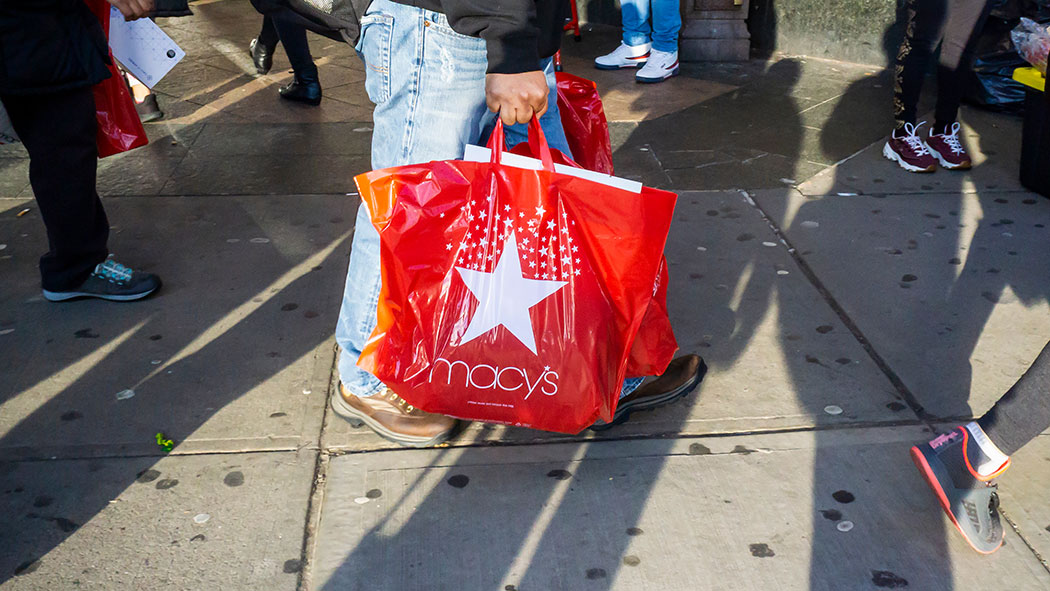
[489,116,555,171]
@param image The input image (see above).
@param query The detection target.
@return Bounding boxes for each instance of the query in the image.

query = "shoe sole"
[595,62,645,70]
[330,391,451,448]
[909,445,1002,555]
[591,358,707,431]
[882,142,936,173]
[930,149,972,170]
[279,95,322,106]
[42,285,159,302]
[636,67,680,84]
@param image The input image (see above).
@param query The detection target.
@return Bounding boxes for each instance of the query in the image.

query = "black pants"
[893,0,994,129]
[978,341,1050,456]
[258,16,318,78]
[2,86,109,291]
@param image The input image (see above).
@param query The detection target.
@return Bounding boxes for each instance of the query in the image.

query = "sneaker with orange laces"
[331,383,457,447]
[910,424,1011,554]
[927,122,973,170]
[883,122,937,173]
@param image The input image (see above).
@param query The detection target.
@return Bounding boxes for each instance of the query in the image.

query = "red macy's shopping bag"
[355,120,678,433]
[85,0,150,158]
[508,135,674,378]
[556,71,614,175]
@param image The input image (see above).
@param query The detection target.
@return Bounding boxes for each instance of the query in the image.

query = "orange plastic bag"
[355,120,678,433]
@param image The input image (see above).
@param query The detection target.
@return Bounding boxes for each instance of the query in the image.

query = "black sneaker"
[43,259,161,302]
[590,355,706,431]
[910,426,1010,554]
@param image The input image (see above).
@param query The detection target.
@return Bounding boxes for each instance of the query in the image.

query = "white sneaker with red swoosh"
[595,42,651,69]
[635,49,679,83]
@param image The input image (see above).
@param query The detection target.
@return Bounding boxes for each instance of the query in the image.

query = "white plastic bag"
[1011,18,1050,75]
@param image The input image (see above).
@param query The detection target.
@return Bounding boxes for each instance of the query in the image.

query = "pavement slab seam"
[321,417,933,459]
[736,186,932,422]
[297,449,331,591]
[1001,508,1050,574]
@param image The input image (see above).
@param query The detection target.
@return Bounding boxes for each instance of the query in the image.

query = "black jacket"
[393,0,567,74]
[0,0,112,95]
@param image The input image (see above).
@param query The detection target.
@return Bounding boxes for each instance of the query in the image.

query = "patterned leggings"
[893,0,994,129]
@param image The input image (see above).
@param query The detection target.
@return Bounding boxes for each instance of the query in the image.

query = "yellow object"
[1013,67,1046,92]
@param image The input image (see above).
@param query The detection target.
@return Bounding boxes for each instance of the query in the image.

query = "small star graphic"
[504,205,511,212]
[574,269,580,276]
[535,205,546,217]
[446,243,454,251]
[546,221,556,231]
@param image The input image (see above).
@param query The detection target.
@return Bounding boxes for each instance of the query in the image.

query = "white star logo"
[455,232,566,355]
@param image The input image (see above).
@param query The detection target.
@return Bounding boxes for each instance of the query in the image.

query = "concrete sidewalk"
[1,2,1049,589]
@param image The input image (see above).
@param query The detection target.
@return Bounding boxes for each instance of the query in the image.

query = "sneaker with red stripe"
[595,42,651,70]
[635,49,679,83]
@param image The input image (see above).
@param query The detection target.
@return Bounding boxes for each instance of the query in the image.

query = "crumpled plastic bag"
[1011,17,1050,73]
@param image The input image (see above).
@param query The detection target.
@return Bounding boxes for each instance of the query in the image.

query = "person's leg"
[336,0,491,399]
[251,16,279,75]
[2,88,109,291]
[649,0,681,53]
[595,0,652,69]
[978,341,1050,457]
[884,0,949,172]
[909,341,1050,554]
[922,0,994,170]
[619,0,653,47]
[273,17,322,104]
[272,18,318,79]
[893,0,950,130]
[257,15,280,50]
[932,0,994,131]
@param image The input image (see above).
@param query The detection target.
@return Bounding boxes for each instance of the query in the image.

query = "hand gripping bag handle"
[488,117,555,171]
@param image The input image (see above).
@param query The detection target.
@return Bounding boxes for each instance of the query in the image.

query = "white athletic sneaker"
[635,49,680,83]
[594,42,651,70]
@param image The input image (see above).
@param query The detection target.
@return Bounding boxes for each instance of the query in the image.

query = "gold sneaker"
[331,383,457,447]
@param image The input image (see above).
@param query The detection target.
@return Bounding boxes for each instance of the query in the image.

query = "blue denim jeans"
[621,0,681,53]
[336,0,642,399]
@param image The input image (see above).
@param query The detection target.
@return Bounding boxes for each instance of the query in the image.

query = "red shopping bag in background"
[85,0,149,158]
[508,134,676,377]
[355,120,678,433]
[556,71,614,175]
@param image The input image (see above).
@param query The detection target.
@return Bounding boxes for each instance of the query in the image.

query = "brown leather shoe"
[332,383,457,447]
[590,355,707,431]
